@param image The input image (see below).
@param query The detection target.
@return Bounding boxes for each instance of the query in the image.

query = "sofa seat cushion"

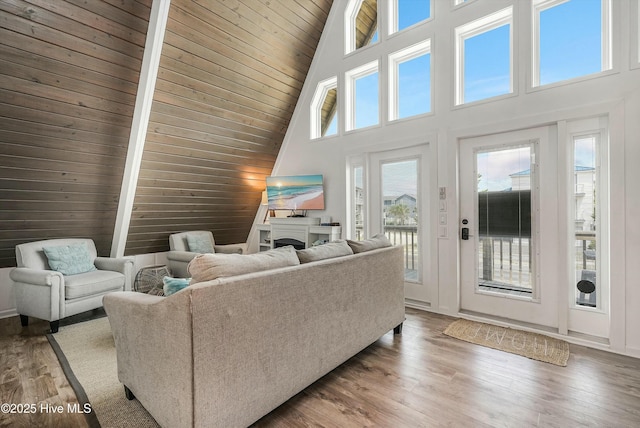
[188,245,300,283]
[347,233,393,253]
[64,270,125,299]
[296,240,353,264]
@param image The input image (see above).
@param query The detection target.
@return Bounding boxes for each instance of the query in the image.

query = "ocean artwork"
[266,175,325,210]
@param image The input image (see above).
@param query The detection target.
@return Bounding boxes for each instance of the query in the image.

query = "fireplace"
[274,238,305,250]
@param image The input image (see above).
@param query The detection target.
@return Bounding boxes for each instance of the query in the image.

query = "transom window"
[455,6,513,105]
[310,77,338,139]
[389,0,431,34]
[389,40,432,120]
[532,0,612,87]
[346,61,379,131]
[345,0,378,54]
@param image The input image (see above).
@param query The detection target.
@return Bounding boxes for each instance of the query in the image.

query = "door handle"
[461,227,469,240]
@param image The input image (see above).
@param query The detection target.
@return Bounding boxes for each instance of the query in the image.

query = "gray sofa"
[103,244,405,428]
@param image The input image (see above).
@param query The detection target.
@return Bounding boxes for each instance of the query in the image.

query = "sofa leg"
[124,386,136,401]
[20,315,28,327]
[393,322,403,335]
[49,320,60,334]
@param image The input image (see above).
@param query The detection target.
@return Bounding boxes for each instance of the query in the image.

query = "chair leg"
[20,315,28,327]
[124,386,136,400]
[49,320,60,334]
[393,322,403,335]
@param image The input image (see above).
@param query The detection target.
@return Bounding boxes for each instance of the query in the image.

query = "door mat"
[443,319,570,366]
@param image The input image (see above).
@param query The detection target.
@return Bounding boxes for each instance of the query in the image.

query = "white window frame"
[345,0,377,55]
[310,76,338,140]
[567,124,610,314]
[454,6,513,106]
[453,0,475,8]
[345,60,380,131]
[388,0,431,35]
[531,0,612,88]
[346,157,367,241]
[633,0,640,69]
[388,40,432,121]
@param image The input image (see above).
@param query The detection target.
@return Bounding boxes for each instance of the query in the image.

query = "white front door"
[459,127,558,327]
[369,144,434,305]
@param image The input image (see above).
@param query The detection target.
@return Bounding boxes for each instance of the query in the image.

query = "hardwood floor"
[1,308,640,427]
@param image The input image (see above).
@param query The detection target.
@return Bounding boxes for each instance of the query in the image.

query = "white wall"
[268,0,640,357]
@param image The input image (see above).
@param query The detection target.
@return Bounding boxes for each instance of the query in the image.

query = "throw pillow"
[163,276,191,296]
[188,245,300,283]
[346,233,393,254]
[186,234,215,254]
[42,242,97,275]
[296,240,353,264]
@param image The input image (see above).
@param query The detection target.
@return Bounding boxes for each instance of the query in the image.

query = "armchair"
[10,238,133,333]
[167,231,248,277]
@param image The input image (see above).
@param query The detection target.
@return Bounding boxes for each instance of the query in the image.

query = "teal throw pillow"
[43,243,97,275]
[163,276,191,296]
[186,234,215,254]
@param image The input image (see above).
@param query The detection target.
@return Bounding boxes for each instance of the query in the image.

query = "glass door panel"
[382,159,419,282]
[476,146,534,296]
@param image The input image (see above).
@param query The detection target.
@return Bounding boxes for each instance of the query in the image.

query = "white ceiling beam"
[111,0,171,258]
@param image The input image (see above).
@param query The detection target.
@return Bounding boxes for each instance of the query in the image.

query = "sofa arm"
[167,250,198,262]
[103,291,195,427]
[95,257,134,291]
[94,256,133,274]
[10,267,64,287]
[214,243,247,254]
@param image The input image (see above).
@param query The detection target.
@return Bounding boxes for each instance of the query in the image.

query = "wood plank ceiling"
[0,0,332,266]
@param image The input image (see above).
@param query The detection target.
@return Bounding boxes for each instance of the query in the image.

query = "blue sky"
[361,0,603,196]
[351,0,604,124]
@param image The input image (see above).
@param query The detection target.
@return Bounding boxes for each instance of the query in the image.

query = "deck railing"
[355,225,418,272]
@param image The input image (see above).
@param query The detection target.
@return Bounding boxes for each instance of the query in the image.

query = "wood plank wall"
[124,0,332,255]
[0,0,332,266]
[0,0,151,268]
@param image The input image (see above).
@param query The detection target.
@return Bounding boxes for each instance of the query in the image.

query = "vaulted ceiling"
[0,0,332,266]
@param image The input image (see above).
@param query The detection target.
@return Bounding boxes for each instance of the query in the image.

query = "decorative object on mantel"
[133,264,170,296]
[443,318,570,366]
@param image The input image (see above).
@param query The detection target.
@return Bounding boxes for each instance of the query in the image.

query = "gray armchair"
[10,238,133,333]
[167,231,248,278]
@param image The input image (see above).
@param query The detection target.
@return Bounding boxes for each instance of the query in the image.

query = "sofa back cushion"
[296,240,353,264]
[188,245,300,283]
[346,233,393,253]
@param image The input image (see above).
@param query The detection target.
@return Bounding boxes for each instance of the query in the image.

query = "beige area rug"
[47,317,159,428]
[443,319,570,366]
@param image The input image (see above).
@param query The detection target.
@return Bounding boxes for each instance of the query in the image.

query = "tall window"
[345,0,378,54]
[389,40,432,120]
[346,61,379,131]
[570,129,608,310]
[310,77,338,139]
[533,0,612,87]
[389,0,430,34]
[352,164,366,240]
[455,7,513,105]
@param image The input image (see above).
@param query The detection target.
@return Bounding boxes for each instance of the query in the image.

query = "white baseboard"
[0,308,17,319]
